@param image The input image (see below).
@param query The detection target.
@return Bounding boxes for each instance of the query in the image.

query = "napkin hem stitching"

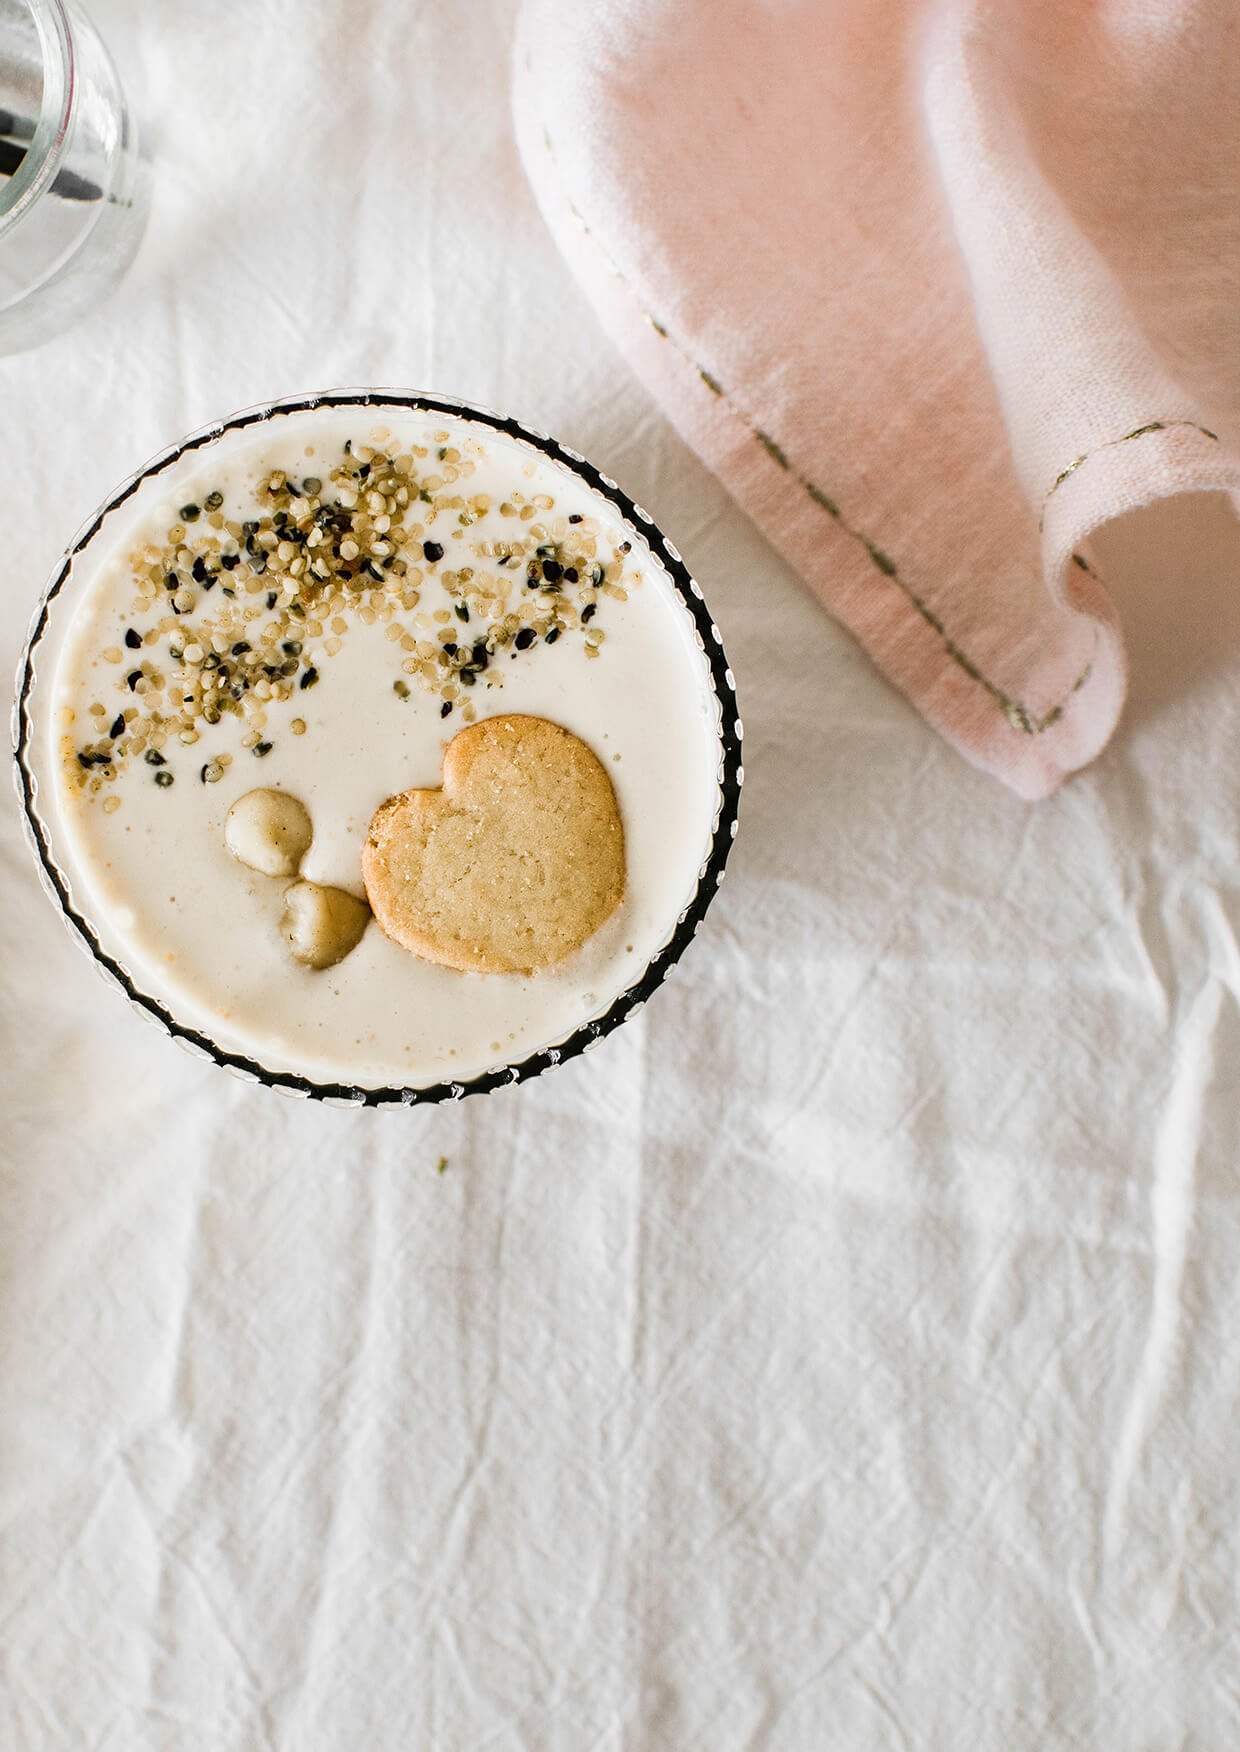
[538,126,1093,738]
[1039,420,1219,530]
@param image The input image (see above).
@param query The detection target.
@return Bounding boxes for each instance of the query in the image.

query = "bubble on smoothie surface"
[281,880,370,970]
[225,788,313,877]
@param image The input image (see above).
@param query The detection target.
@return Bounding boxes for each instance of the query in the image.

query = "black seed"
[591,565,604,585]
[536,544,557,558]
[242,520,259,537]
[202,652,221,670]
[205,490,224,510]
[299,666,319,690]
[266,591,278,609]
[472,639,490,669]
[358,462,370,479]
[144,749,166,767]
[251,555,267,575]
[423,540,444,563]
[514,627,536,651]
[199,764,210,783]
[281,640,302,656]
[303,476,321,495]
[569,513,583,523]
[154,769,174,787]
[221,552,241,571]
[273,510,288,528]
[459,669,476,686]
[253,741,273,758]
[364,560,384,581]
[620,541,631,553]
[280,660,299,677]
[126,670,142,690]
[343,439,352,454]
[124,628,142,649]
[438,446,447,460]
[165,572,178,590]
[393,680,410,698]
[541,559,563,583]
[231,683,246,699]
[231,641,251,655]
[204,704,221,725]
[76,752,92,769]
[109,714,126,738]
[443,642,458,656]
[496,555,510,568]
[440,700,452,717]
[289,602,306,618]
[544,627,560,644]
[563,567,578,583]
[454,602,469,622]
[581,603,597,622]
[180,503,200,522]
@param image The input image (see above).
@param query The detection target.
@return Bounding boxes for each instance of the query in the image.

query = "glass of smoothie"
[14,391,743,1105]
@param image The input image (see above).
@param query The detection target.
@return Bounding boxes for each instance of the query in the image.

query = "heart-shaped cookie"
[362,714,625,974]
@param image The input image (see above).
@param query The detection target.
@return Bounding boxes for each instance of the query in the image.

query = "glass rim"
[12,387,745,1108]
[0,0,75,235]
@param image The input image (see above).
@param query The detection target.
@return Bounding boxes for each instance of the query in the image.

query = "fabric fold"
[514,0,1240,798]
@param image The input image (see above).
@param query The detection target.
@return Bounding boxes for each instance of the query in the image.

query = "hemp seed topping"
[68,434,636,796]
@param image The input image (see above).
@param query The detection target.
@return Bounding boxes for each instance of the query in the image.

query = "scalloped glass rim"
[12,388,744,1107]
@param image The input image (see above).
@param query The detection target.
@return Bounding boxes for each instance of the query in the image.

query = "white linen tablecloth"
[2,4,1239,1746]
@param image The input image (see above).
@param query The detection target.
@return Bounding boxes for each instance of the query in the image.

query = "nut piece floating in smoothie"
[282,880,371,970]
[225,788,313,877]
[362,713,625,975]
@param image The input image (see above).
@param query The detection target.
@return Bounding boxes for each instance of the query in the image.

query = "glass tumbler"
[0,0,149,354]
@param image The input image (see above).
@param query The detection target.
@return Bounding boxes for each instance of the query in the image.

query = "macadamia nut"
[225,788,313,877]
[281,880,370,969]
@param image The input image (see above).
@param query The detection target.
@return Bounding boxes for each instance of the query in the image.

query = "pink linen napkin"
[513,0,1240,798]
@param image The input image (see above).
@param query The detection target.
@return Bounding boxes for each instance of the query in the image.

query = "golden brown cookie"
[362,714,625,974]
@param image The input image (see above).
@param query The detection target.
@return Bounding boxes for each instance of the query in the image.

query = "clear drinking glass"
[0,0,149,354]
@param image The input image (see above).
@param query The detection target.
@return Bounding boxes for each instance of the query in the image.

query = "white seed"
[225,788,313,877]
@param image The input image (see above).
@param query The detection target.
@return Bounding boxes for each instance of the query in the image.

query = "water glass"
[0,0,149,354]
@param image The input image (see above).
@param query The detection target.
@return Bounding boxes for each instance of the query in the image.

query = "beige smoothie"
[43,404,726,1089]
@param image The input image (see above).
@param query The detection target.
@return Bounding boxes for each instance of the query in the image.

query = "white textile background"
[2,3,1239,1747]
